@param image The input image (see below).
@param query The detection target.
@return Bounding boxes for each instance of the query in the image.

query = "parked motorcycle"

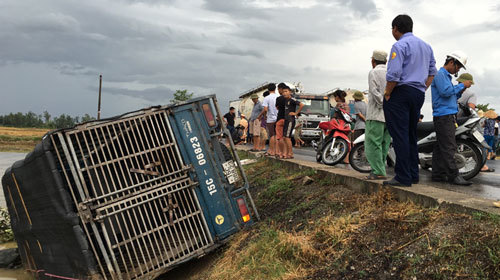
[313,108,353,166]
[349,107,489,180]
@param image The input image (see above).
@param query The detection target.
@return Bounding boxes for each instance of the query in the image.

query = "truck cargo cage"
[50,108,214,279]
[2,95,258,280]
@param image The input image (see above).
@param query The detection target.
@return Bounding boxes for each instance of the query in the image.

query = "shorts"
[294,128,302,141]
[249,119,261,136]
[267,122,276,137]
[284,119,295,139]
[260,127,268,141]
[276,119,285,140]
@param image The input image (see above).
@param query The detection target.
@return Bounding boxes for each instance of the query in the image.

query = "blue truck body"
[1,95,258,280]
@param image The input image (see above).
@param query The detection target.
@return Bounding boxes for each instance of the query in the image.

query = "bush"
[0,208,14,243]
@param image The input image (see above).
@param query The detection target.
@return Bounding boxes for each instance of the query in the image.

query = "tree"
[81,114,95,122]
[170,89,194,104]
[53,114,76,129]
[477,103,494,112]
[43,110,51,124]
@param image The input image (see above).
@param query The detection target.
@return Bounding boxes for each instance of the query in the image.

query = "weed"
[0,208,14,243]
[260,177,292,201]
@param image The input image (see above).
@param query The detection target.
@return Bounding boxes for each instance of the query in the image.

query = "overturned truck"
[1,95,259,279]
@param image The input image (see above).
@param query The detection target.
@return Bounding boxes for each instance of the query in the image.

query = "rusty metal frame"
[51,109,215,279]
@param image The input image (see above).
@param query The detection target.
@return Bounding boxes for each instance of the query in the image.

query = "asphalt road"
[292,146,500,201]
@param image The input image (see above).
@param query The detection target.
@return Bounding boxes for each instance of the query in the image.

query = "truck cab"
[294,94,331,142]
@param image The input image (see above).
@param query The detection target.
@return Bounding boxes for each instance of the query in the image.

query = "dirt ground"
[164,156,500,280]
[0,126,49,152]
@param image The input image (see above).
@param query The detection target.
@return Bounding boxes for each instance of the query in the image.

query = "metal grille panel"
[303,120,320,129]
[51,109,214,279]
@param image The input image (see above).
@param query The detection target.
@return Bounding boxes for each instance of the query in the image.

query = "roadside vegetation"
[176,156,500,280]
[0,208,14,243]
[0,126,49,152]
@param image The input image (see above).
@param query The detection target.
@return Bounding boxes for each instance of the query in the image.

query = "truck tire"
[220,142,233,161]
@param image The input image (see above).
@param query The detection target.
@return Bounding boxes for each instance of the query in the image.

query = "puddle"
[0,269,32,280]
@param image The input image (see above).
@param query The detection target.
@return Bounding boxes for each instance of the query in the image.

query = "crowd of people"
[224,14,498,189]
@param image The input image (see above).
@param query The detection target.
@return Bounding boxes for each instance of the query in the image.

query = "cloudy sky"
[1,0,499,120]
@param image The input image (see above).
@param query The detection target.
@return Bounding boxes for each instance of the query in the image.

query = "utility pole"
[97,74,102,120]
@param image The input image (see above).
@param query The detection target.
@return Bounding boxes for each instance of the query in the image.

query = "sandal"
[480,168,495,172]
[366,173,387,180]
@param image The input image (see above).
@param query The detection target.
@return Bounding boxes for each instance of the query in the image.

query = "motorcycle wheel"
[321,138,349,166]
[349,143,371,173]
[457,139,483,180]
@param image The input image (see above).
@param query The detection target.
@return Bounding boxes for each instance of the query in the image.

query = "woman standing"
[483,110,498,160]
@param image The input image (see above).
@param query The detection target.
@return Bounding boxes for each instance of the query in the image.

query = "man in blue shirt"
[431,51,472,185]
[383,14,437,187]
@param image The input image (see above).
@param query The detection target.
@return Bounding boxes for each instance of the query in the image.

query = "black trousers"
[432,114,458,179]
[384,85,425,185]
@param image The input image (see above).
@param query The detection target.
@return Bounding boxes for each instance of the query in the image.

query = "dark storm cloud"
[203,0,269,19]
[216,45,264,58]
[0,0,381,116]
[338,0,378,17]
[103,86,175,101]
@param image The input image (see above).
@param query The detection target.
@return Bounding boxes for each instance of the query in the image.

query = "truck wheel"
[349,143,371,173]
[321,138,349,166]
[220,142,233,161]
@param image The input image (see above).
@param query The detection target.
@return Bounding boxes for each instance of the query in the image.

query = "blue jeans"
[485,135,495,153]
[383,85,425,185]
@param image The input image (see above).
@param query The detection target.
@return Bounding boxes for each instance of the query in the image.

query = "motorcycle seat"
[416,121,435,139]
[417,117,470,139]
[456,117,468,126]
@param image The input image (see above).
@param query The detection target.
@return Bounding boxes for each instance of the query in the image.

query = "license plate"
[222,160,239,184]
[472,130,485,143]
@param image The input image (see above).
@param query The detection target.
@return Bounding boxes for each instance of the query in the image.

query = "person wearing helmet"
[456,73,476,117]
[383,14,437,187]
[430,52,473,186]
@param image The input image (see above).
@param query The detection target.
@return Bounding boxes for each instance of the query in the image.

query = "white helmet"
[447,51,468,69]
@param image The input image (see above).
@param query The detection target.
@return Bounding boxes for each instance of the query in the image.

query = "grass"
[175,156,500,280]
[0,126,49,152]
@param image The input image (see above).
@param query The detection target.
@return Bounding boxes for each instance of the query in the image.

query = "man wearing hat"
[457,73,476,117]
[365,50,392,180]
[430,51,473,185]
[352,90,367,141]
[249,93,264,151]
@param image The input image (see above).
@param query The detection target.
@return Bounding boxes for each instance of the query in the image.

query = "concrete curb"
[236,147,500,216]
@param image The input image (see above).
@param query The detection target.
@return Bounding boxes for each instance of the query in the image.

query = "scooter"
[349,107,489,180]
[313,108,353,166]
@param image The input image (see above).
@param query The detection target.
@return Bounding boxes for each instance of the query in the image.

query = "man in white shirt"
[260,83,279,156]
[365,50,392,180]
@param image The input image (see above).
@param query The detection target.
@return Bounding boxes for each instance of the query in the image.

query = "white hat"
[372,50,388,62]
